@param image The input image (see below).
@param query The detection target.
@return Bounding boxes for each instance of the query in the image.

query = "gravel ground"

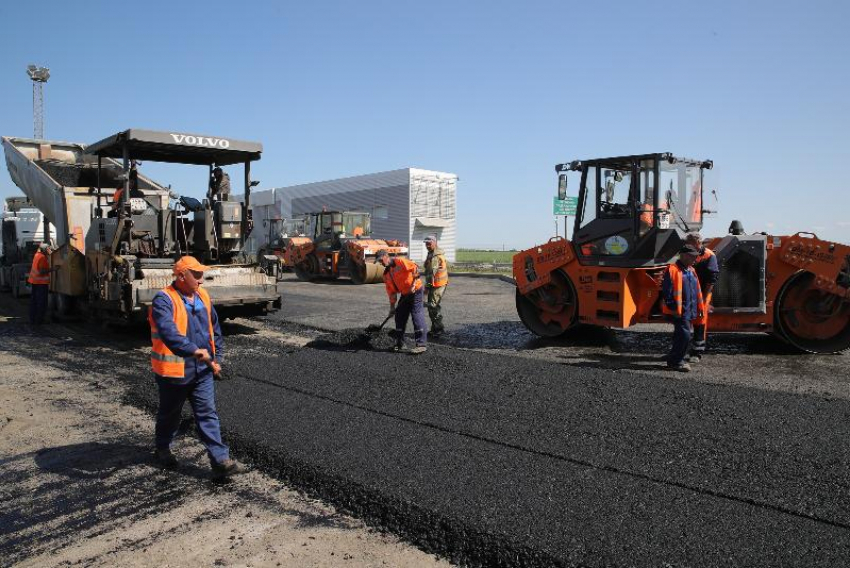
[0,302,450,568]
[2,275,848,567]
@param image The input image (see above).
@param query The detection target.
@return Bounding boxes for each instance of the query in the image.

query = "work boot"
[154,448,178,469]
[667,362,691,373]
[211,459,247,480]
[410,345,427,355]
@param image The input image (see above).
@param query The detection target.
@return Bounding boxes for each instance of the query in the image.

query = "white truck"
[0,198,55,297]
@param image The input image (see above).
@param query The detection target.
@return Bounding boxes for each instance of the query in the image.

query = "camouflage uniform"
[424,247,448,334]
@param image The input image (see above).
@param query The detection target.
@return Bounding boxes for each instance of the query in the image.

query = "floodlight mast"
[26,65,50,139]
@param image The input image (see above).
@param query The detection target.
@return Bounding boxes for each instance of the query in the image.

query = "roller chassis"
[288,211,408,284]
[514,233,850,353]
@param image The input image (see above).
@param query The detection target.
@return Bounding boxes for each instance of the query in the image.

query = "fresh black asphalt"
[122,329,850,567]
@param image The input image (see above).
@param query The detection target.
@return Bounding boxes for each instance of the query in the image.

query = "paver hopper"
[3,130,282,322]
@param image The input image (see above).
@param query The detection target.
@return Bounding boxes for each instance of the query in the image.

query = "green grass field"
[455,250,516,264]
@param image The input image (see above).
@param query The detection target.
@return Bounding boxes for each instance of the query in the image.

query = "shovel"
[366,293,415,333]
[365,313,393,333]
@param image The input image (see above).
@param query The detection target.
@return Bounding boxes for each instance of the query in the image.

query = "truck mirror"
[558,174,568,200]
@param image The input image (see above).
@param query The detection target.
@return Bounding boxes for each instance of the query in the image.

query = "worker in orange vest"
[148,255,245,479]
[423,236,448,336]
[661,245,705,372]
[685,232,720,362]
[27,242,52,325]
[377,249,427,354]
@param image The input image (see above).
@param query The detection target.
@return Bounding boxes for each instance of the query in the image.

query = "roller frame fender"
[778,234,850,300]
[513,237,577,296]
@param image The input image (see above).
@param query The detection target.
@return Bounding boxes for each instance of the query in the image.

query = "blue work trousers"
[668,317,693,366]
[29,284,48,324]
[155,373,229,465]
[691,324,707,355]
[395,287,427,346]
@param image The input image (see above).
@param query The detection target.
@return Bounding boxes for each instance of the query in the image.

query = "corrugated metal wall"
[243,168,457,265]
[409,169,457,263]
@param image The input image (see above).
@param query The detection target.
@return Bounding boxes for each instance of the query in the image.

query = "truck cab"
[308,210,372,251]
[559,153,712,267]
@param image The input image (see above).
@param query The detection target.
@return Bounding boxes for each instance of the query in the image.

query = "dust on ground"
[0,316,451,568]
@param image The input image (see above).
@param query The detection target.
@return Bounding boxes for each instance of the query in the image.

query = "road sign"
[553,196,578,216]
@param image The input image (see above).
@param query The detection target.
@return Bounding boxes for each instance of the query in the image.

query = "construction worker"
[209,167,231,202]
[423,236,448,336]
[109,165,144,217]
[685,232,720,361]
[27,242,52,325]
[148,255,245,479]
[376,249,427,354]
[108,185,124,217]
[661,245,705,372]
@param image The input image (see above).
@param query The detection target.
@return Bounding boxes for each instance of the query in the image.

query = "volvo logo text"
[169,133,231,149]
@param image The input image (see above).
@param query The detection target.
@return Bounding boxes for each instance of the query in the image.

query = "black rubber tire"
[294,265,313,282]
[294,254,319,282]
[348,258,366,285]
[11,274,21,299]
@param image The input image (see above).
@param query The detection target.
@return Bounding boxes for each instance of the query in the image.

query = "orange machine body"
[513,233,850,350]
[287,211,409,284]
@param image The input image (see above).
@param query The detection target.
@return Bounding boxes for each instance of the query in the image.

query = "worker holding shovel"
[376,250,427,354]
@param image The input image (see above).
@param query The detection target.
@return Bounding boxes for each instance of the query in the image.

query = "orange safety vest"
[661,262,705,320]
[383,258,423,303]
[148,285,215,378]
[425,249,448,288]
[694,247,715,266]
[693,247,716,326]
[639,203,654,227]
[27,251,50,285]
[112,187,124,209]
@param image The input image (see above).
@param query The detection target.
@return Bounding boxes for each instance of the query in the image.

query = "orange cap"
[173,255,210,275]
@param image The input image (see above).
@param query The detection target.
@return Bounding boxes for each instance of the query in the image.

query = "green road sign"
[553,196,578,216]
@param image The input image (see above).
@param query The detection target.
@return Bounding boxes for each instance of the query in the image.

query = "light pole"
[26,65,50,139]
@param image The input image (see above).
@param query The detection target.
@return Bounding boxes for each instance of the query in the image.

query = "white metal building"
[245,168,457,263]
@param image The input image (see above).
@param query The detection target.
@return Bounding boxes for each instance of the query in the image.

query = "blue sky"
[1,0,847,248]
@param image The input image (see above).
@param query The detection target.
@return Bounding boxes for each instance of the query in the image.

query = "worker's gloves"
[388,306,396,317]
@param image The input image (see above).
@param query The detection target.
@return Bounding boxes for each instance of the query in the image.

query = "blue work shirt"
[151,285,224,385]
[694,248,721,289]
[662,262,701,321]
